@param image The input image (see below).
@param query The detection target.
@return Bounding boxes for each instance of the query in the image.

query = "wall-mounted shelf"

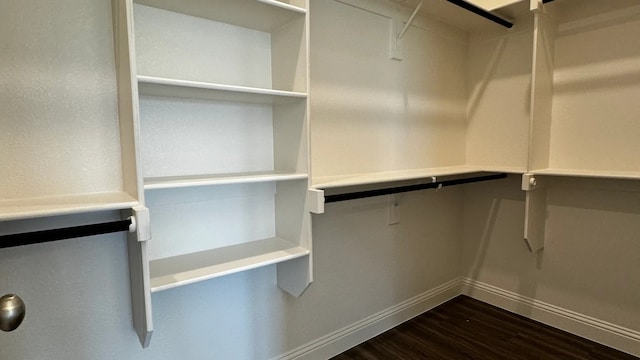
[0,192,139,222]
[313,165,484,189]
[145,172,309,190]
[138,76,307,104]
[150,236,310,292]
[134,0,306,32]
[531,169,640,181]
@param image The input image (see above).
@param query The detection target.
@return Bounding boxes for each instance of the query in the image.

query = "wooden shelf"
[137,76,307,104]
[150,237,310,292]
[144,172,308,190]
[530,168,640,180]
[312,165,484,189]
[0,192,139,221]
[134,0,306,32]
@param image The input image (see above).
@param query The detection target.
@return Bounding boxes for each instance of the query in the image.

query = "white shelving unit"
[522,0,640,252]
[309,0,640,253]
[5,0,639,350]
[528,0,640,180]
[130,0,312,302]
[0,0,142,221]
[309,0,534,196]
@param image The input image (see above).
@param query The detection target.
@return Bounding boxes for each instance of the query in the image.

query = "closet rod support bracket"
[389,0,423,60]
[123,206,151,242]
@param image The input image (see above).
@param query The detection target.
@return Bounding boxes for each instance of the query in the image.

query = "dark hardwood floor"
[331,296,638,360]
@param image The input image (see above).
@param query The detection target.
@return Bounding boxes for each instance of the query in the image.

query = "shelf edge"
[137,75,307,99]
[144,173,309,190]
[150,247,310,293]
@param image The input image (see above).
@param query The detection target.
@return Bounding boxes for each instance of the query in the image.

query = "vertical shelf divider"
[115,0,153,347]
[523,1,557,253]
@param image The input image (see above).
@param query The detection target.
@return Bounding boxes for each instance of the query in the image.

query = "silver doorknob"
[0,294,25,332]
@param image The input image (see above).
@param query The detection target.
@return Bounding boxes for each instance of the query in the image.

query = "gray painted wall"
[0,188,463,359]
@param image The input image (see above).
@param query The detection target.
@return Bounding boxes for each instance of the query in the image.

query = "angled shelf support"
[389,0,423,60]
[277,256,312,297]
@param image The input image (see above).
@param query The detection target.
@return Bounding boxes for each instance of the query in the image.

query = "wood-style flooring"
[331,296,638,360]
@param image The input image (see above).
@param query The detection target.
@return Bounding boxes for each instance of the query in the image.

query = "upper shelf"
[137,76,307,104]
[0,192,139,221]
[133,0,306,32]
[312,165,486,189]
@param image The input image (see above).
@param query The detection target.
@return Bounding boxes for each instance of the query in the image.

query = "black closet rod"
[446,0,514,28]
[0,218,133,249]
[324,173,507,203]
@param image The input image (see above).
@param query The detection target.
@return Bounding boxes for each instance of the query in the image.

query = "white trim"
[276,278,461,360]
[275,278,640,359]
[461,278,640,357]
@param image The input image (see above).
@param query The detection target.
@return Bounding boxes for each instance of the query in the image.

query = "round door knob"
[0,294,25,332]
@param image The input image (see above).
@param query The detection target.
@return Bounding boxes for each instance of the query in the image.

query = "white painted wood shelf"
[138,76,307,104]
[0,192,139,221]
[145,172,309,190]
[134,0,306,32]
[530,169,640,181]
[312,166,484,189]
[150,237,310,292]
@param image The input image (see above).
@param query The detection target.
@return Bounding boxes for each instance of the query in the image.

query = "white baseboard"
[276,277,639,359]
[461,277,640,358]
[276,278,461,360]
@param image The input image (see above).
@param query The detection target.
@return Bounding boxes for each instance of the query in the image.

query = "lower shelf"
[149,237,310,292]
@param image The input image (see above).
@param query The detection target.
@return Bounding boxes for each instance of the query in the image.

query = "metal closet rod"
[446,0,514,28]
[0,218,133,249]
[324,173,508,203]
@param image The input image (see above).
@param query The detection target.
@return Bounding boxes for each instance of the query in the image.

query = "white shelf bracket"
[277,256,312,297]
[308,189,325,214]
[522,174,547,253]
[389,0,423,60]
[131,206,151,242]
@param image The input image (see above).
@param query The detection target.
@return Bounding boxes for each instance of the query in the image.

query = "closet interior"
[1,0,638,351]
